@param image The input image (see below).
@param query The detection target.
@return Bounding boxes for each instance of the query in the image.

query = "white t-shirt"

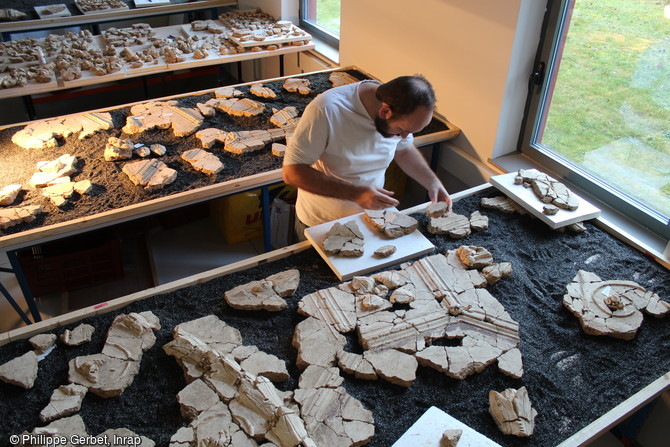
[283,80,413,226]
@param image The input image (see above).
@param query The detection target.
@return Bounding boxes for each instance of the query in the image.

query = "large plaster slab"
[489,170,600,229]
[305,210,435,281]
[391,406,502,447]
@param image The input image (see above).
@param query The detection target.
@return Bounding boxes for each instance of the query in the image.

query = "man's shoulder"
[311,81,361,112]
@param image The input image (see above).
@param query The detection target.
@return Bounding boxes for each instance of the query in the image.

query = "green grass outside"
[543,0,670,160]
[541,0,670,214]
[315,0,341,36]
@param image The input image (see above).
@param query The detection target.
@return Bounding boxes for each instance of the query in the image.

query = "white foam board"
[35,4,72,19]
[304,210,435,281]
[75,0,129,15]
[489,169,601,228]
[392,406,502,447]
[135,0,172,7]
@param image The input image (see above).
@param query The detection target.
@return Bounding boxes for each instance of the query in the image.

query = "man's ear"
[379,103,393,120]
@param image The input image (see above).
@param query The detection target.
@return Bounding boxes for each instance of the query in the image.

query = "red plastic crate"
[17,239,124,297]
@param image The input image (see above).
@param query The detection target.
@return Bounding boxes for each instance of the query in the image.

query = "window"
[299,0,341,47]
[519,0,670,239]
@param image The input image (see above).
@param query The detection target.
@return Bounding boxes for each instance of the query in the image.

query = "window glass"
[525,0,670,236]
[300,0,341,46]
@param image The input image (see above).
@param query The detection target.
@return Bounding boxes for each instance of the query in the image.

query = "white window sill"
[309,35,340,66]
[491,152,670,269]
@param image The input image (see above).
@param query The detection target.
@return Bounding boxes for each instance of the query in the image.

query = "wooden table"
[0,8,315,118]
[0,66,461,325]
[0,184,666,447]
[0,0,236,39]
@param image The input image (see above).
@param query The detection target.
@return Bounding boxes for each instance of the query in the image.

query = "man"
[282,74,451,239]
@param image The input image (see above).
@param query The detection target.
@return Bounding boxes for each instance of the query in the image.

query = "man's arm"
[282,164,400,209]
[393,145,452,210]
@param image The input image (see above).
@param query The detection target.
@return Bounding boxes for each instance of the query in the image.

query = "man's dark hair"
[375,74,436,116]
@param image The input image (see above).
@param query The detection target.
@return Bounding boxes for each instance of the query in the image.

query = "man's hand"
[428,182,452,213]
[283,164,399,209]
[353,185,400,210]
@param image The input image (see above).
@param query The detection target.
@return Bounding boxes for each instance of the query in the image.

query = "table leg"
[279,55,285,77]
[261,185,272,252]
[6,251,41,323]
[0,268,32,325]
[22,95,36,121]
[430,142,440,172]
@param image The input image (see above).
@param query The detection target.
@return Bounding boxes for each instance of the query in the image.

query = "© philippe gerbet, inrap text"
[9,433,143,446]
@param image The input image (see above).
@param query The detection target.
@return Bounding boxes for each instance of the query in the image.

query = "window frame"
[517,0,670,239]
[299,0,340,49]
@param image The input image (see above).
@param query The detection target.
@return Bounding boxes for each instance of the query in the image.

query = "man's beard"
[374,116,395,138]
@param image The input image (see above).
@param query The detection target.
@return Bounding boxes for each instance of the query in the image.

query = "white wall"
[245,0,547,189]
[339,0,546,188]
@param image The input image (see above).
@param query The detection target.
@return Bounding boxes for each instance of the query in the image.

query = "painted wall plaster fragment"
[39,383,88,422]
[329,71,360,88]
[480,196,527,215]
[0,205,43,229]
[212,97,265,117]
[270,106,300,127]
[292,316,347,369]
[30,154,78,186]
[214,86,245,98]
[321,220,364,257]
[456,245,493,269]
[489,386,537,437]
[250,83,277,99]
[427,212,472,238]
[272,142,287,157]
[426,201,449,218]
[195,126,295,154]
[497,348,524,379]
[12,112,114,149]
[482,262,513,286]
[336,351,377,380]
[373,244,396,258]
[469,210,489,231]
[163,315,323,446]
[517,168,579,211]
[104,137,134,161]
[0,350,38,389]
[283,77,311,95]
[68,311,160,397]
[61,323,95,346]
[181,149,224,175]
[295,247,521,386]
[294,372,375,446]
[29,333,57,354]
[363,349,418,387]
[364,209,419,238]
[122,159,177,189]
[562,270,669,340]
[122,101,204,137]
[27,415,155,446]
[225,269,300,311]
[426,203,488,238]
[441,428,462,447]
[0,184,21,206]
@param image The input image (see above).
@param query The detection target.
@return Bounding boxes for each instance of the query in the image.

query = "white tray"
[304,210,435,281]
[135,0,172,7]
[75,0,130,15]
[392,406,502,447]
[489,169,601,228]
[35,4,72,19]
